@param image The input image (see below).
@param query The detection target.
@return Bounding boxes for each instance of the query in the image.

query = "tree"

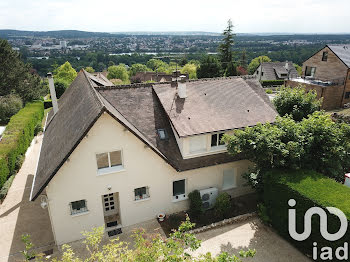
[197,55,222,79]
[218,19,235,73]
[85,66,95,73]
[273,86,322,121]
[146,59,168,71]
[224,61,237,77]
[23,217,255,261]
[237,66,248,76]
[247,56,271,74]
[294,63,302,76]
[181,63,197,79]
[54,61,77,84]
[0,39,45,102]
[224,112,350,191]
[0,94,23,124]
[107,64,129,82]
[240,49,247,69]
[129,63,151,77]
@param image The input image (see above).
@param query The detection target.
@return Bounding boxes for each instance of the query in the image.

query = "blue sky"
[1,0,349,33]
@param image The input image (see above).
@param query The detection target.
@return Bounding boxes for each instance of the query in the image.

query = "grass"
[269,169,350,219]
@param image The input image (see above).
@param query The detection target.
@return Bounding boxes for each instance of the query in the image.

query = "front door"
[102,193,116,216]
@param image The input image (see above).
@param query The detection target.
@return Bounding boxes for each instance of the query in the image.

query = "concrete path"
[0,135,55,262]
[192,216,311,262]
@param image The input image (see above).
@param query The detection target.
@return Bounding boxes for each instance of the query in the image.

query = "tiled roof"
[260,61,298,80]
[153,78,277,137]
[328,45,350,68]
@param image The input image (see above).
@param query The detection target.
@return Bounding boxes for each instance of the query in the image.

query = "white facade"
[46,113,253,245]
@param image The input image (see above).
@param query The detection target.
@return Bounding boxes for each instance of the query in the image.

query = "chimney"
[171,70,181,87]
[47,73,59,114]
[285,61,289,70]
[177,75,187,98]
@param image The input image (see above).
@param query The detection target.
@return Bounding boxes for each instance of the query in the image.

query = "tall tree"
[0,39,45,102]
[53,61,77,84]
[218,19,235,74]
[247,55,271,74]
[240,49,247,69]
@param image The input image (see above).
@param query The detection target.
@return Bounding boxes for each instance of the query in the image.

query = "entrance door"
[102,193,116,216]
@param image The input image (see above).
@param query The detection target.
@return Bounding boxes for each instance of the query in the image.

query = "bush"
[14,154,25,172]
[188,190,203,219]
[34,123,43,136]
[273,86,322,121]
[44,100,52,109]
[214,192,231,219]
[265,88,273,94]
[0,94,23,124]
[261,80,285,87]
[264,169,350,259]
[168,213,184,230]
[0,175,14,200]
[0,101,44,189]
[54,79,68,99]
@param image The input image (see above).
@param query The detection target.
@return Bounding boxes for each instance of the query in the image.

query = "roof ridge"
[95,75,256,90]
[82,69,106,109]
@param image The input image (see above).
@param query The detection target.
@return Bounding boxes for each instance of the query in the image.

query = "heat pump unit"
[199,187,218,210]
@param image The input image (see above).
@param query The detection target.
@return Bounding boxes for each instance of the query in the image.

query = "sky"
[1,0,350,33]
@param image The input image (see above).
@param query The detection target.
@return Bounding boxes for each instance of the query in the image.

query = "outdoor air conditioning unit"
[199,187,218,210]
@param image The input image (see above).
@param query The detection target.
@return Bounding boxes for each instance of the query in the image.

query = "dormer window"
[157,129,168,140]
[211,133,225,147]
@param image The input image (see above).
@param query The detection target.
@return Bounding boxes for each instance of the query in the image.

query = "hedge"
[261,80,285,87]
[0,175,14,201]
[264,169,350,261]
[0,101,44,190]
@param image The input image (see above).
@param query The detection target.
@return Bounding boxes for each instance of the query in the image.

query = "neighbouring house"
[287,45,350,109]
[30,70,277,245]
[254,61,299,81]
[131,71,189,83]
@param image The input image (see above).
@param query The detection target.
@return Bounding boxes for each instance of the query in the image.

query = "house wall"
[286,80,345,110]
[46,113,253,245]
[302,47,348,81]
[342,69,350,105]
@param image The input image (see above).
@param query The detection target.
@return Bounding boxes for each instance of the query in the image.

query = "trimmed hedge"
[261,80,285,87]
[264,169,350,260]
[0,102,44,189]
[0,175,14,201]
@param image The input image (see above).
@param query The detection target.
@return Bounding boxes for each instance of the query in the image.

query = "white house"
[30,71,277,245]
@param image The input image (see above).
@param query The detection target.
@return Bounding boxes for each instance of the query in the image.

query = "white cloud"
[0,0,349,33]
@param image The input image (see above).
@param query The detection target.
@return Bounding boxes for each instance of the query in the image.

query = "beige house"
[30,71,277,245]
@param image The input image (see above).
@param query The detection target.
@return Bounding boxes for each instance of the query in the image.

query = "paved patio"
[192,216,311,262]
[0,135,56,262]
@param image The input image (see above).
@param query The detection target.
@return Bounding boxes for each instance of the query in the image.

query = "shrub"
[0,175,14,200]
[44,100,52,109]
[34,123,43,136]
[260,80,285,87]
[168,213,184,230]
[15,154,25,172]
[214,192,231,219]
[0,101,44,189]
[0,94,23,124]
[188,190,203,219]
[273,86,322,121]
[54,79,68,99]
[264,169,350,259]
[265,88,273,94]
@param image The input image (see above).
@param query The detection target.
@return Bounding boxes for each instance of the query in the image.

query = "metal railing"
[289,76,345,87]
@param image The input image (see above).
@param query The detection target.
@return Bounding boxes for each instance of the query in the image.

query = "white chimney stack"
[47,73,59,114]
[177,75,187,98]
[285,61,289,70]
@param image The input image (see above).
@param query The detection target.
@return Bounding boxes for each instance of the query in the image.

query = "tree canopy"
[273,86,322,121]
[218,19,235,73]
[197,55,221,79]
[181,63,197,79]
[107,64,129,82]
[129,63,151,77]
[53,61,77,85]
[0,39,45,103]
[247,56,271,74]
[224,112,350,190]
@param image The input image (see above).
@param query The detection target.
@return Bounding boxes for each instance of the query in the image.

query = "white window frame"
[222,169,237,191]
[172,179,187,202]
[96,150,125,176]
[134,186,150,201]
[211,132,225,148]
[70,199,88,216]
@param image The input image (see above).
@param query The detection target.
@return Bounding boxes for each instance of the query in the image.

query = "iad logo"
[288,199,348,260]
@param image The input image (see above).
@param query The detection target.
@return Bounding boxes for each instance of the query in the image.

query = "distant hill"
[0,29,114,38]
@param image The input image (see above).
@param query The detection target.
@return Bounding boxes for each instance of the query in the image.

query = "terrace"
[290,77,345,87]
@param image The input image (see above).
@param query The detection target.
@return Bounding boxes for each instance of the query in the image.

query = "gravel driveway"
[192,216,311,262]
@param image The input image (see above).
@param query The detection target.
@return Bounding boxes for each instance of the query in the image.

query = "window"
[96,151,123,173]
[222,169,236,190]
[189,135,207,153]
[103,193,115,212]
[345,92,350,99]
[261,72,264,76]
[211,133,225,147]
[305,66,316,77]
[157,129,168,140]
[70,200,88,215]
[173,179,186,201]
[134,186,150,201]
[322,51,328,61]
